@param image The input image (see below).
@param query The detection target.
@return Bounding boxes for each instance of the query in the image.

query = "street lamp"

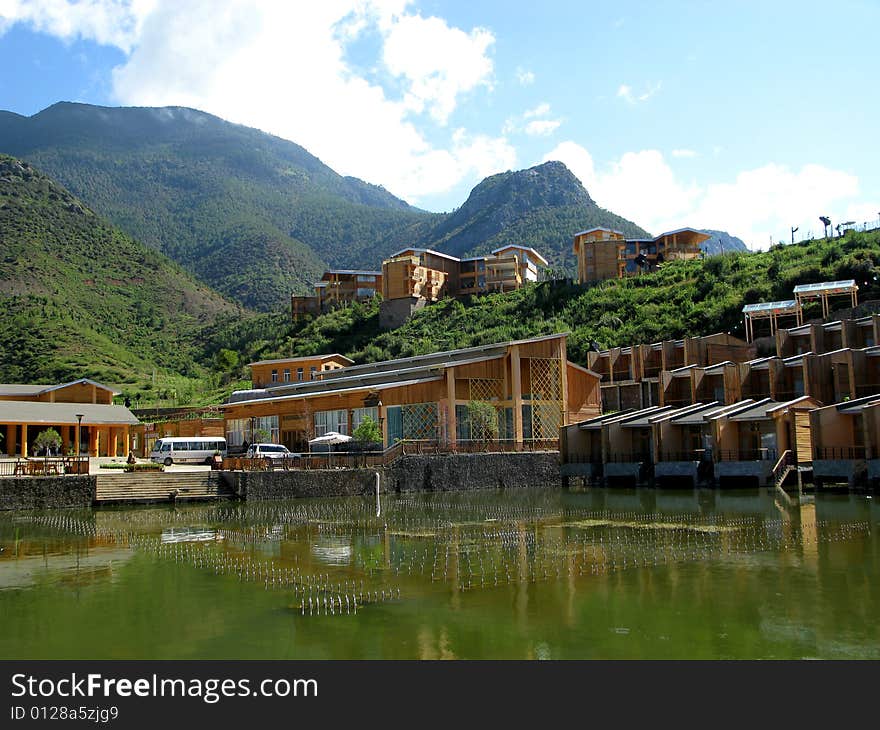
[75,414,84,467]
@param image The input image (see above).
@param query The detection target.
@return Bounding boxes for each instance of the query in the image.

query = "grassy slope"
[0,154,241,394]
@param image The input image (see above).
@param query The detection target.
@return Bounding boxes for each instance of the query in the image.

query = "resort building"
[379,245,549,329]
[222,333,600,453]
[291,270,383,320]
[0,378,139,457]
[248,355,354,388]
[573,227,710,284]
[810,396,880,487]
[561,396,818,488]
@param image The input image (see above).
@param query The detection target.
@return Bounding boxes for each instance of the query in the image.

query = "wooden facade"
[222,334,600,452]
[249,354,354,388]
[0,379,138,457]
[291,270,382,320]
[573,227,708,285]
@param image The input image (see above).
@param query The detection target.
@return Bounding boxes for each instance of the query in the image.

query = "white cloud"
[671,148,697,158]
[617,81,662,104]
[515,67,535,85]
[504,102,561,137]
[545,141,867,249]
[524,119,561,136]
[523,102,551,119]
[382,12,495,124]
[1,0,508,204]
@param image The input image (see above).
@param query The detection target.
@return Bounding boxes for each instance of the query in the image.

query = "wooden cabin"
[710,397,819,487]
[223,334,600,453]
[572,227,626,284]
[810,396,880,487]
[0,379,138,457]
[291,271,382,320]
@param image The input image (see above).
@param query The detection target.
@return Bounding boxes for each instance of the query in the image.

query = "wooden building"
[776,314,880,357]
[291,270,383,320]
[249,354,354,388]
[0,379,139,457]
[573,227,709,284]
[810,396,880,487]
[379,246,548,328]
[222,334,600,452]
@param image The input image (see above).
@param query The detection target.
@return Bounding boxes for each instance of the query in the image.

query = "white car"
[245,443,298,460]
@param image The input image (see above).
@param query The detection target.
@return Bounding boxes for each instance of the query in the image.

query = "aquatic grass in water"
[0,488,878,659]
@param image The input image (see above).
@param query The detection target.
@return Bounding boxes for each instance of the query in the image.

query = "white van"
[150,437,228,466]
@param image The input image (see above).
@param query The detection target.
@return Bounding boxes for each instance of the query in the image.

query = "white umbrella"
[308,432,353,450]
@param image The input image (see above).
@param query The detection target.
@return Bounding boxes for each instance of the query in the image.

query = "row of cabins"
[562,397,817,488]
[290,245,549,326]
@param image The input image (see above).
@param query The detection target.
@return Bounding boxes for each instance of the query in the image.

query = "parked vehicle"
[245,443,299,460]
[149,437,227,466]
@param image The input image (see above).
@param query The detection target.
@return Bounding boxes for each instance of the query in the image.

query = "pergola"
[742,300,802,342]
[793,280,858,319]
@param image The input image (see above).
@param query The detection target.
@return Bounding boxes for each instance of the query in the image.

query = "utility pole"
[791,226,798,245]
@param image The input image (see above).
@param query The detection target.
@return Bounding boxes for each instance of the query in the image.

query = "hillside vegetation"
[0,104,651,308]
[212,229,880,371]
[0,154,241,395]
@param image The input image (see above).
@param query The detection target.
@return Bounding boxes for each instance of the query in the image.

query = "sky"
[0,0,878,249]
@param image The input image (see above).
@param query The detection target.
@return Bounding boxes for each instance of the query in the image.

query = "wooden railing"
[222,439,559,472]
[0,457,89,477]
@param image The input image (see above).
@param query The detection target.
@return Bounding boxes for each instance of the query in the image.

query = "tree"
[352,415,383,447]
[467,400,499,446]
[214,347,239,372]
[33,427,62,456]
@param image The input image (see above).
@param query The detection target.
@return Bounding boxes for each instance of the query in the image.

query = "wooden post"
[559,338,569,427]
[5,424,14,456]
[89,427,98,457]
[511,346,523,445]
[20,423,27,457]
[60,425,71,454]
[123,426,130,454]
[446,366,457,447]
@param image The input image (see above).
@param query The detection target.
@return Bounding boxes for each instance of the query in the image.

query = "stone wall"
[222,469,382,500]
[0,476,95,510]
[388,452,561,493]
[222,452,561,501]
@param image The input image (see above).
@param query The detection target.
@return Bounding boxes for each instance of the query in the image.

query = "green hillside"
[209,229,880,371]
[0,154,241,393]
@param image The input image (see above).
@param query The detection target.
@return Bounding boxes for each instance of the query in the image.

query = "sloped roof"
[0,401,139,426]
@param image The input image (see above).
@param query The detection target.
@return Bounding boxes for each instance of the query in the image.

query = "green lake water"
[1,487,878,660]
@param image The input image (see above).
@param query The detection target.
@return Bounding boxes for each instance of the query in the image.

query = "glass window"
[297,368,304,381]
[271,369,278,382]
[314,409,349,436]
[283,368,291,382]
[357,274,375,283]
[352,407,379,432]
[310,366,317,380]
[226,418,248,447]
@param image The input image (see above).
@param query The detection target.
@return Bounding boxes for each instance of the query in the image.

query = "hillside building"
[222,333,600,453]
[291,270,383,320]
[573,227,710,284]
[248,355,354,388]
[0,378,139,457]
[379,245,548,328]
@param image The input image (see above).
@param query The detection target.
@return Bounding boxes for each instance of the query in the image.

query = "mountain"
[0,154,239,388]
[0,103,650,306]
[700,229,750,256]
[0,102,432,310]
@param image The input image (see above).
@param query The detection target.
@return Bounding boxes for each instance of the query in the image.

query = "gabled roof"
[490,245,549,266]
[0,401,138,425]
[573,227,625,237]
[249,354,354,368]
[387,248,460,263]
[0,378,119,398]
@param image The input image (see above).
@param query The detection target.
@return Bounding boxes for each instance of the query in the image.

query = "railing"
[772,450,793,487]
[660,449,712,462]
[0,457,89,477]
[606,452,653,464]
[813,446,867,460]
[222,439,560,472]
[716,448,778,462]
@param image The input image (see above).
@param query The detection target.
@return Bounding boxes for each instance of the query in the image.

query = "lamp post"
[75,414,84,470]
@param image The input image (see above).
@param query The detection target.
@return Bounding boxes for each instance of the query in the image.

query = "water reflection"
[0,488,878,659]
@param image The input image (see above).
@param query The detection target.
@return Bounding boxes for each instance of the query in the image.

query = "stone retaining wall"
[0,476,95,510]
[221,452,561,501]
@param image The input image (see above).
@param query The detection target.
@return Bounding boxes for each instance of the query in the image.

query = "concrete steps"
[95,472,230,503]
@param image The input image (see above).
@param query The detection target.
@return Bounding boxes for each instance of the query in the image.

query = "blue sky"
[1,0,878,248]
